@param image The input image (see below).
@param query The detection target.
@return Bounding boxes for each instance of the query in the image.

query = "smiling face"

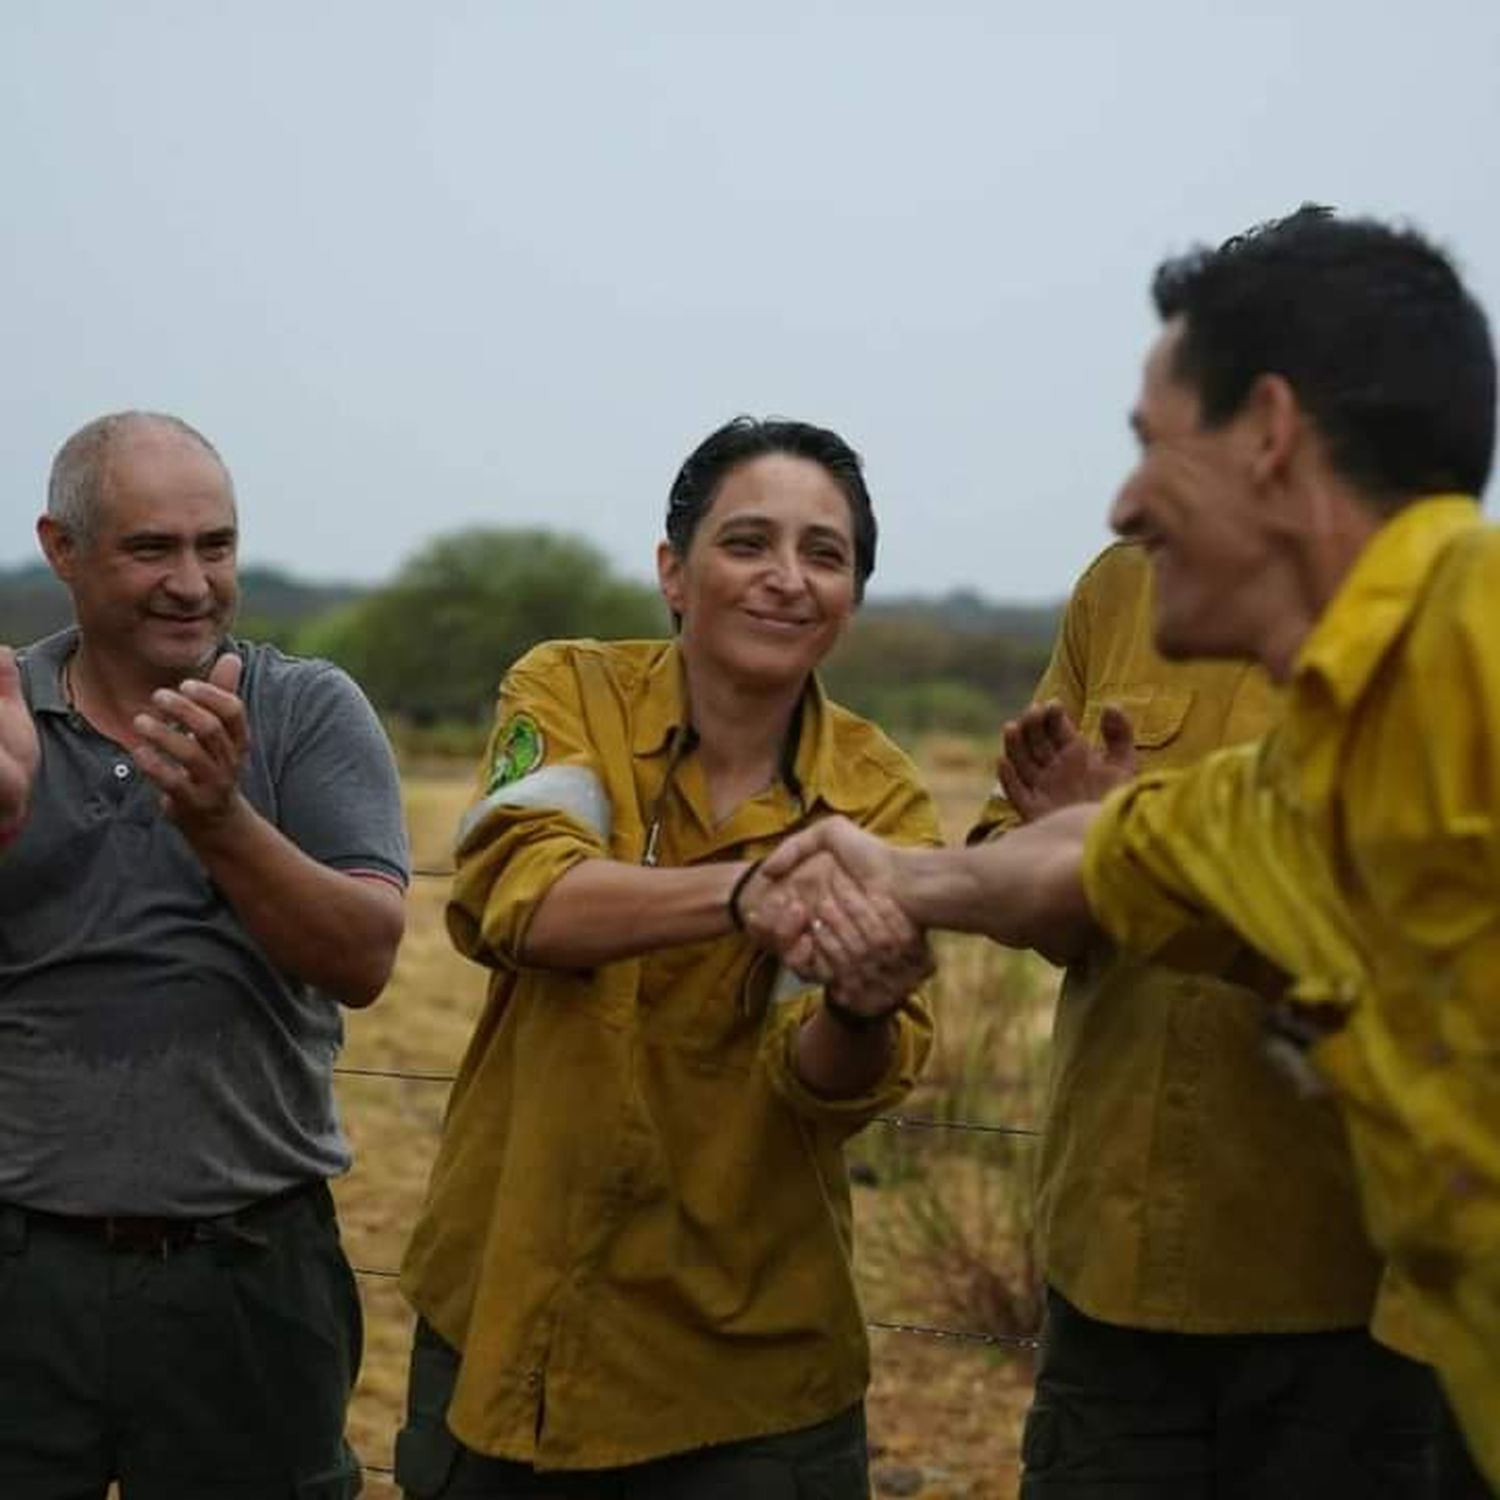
[657,451,858,693]
[41,423,239,683]
[1109,319,1287,662]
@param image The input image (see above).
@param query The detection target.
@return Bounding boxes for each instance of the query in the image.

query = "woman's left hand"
[804,866,934,1018]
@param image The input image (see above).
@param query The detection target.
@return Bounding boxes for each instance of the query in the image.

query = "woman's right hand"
[740,846,931,1004]
[738,850,842,970]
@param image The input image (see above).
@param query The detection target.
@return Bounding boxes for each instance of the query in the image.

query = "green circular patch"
[486,713,545,792]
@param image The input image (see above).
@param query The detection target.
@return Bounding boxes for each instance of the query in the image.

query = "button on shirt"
[971,543,1380,1333]
[1083,498,1500,1484]
[400,639,941,1470]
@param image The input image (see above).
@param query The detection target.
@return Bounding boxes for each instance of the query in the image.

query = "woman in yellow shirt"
[396,417,942,1499]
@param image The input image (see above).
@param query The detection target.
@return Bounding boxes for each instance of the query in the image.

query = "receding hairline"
[75,411,230,477]
[47,411,236,539]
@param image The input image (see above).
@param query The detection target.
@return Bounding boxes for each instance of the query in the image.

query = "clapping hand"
[997,699,1136,823]
[0,646,40,842]
[131,652,249,832]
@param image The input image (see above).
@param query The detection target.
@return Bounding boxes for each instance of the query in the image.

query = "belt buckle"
[103,1216,185,1258]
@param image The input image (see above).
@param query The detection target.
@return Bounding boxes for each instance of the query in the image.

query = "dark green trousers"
[0,1182,363,1499]
[395,1319,869,1499]
[1020,1287,1451,1499]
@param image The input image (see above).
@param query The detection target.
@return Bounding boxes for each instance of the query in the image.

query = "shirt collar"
[1293,494,1483,711]
[630,644,691,757]
[21,627,79,717]
[788,676,867,815]
[628,641,863,814]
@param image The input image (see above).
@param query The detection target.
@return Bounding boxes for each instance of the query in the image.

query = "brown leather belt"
[9,1179,321,1257]
[37,1212,202,1255]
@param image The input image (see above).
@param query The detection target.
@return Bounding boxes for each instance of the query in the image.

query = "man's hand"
[131,652,249,834]
[741,845,932,993]
[0,646,40,842]
[739,848,841,962]
[759,816,901,900]
[998,698,1136,823]
[805,868,933,1016]
[763,807,1096,962]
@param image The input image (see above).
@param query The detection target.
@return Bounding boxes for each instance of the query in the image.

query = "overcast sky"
[4,2,1498,602]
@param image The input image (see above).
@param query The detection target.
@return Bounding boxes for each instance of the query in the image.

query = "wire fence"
[338,1060,1042,1350]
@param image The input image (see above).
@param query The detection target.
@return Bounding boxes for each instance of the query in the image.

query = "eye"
[721,534,764,555]
[805,541,850,569]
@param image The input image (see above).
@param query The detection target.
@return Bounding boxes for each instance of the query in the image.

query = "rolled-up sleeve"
[446,647,612,970]
[760,982,934,1139]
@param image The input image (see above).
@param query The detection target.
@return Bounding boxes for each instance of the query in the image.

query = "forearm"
[793,1006,898,1099]
[898,803,1100,961]
[185,795,406,1006]
[520,857,749,968]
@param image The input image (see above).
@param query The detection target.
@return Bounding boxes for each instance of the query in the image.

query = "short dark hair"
[1152,205,1496,507]
[665,417,878,600]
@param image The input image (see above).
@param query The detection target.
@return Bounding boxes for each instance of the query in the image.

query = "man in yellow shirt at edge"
[970,541,1441,1496]
[765,206,1500,1489]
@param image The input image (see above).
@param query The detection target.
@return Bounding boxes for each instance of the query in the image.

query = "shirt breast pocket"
[1080,686,1194,766]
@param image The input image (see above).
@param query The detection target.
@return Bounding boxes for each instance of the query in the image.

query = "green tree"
[294,528,665,723]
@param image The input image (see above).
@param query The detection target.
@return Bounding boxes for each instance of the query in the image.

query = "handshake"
[733,819,932,1029]
[721,695,1139,1022]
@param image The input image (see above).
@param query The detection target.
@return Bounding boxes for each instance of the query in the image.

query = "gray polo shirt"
[0,628,409,1216]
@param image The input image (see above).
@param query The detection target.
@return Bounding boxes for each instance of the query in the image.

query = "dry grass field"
[334,736,1058,1498]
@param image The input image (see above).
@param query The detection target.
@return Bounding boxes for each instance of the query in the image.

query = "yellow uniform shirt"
[971,543,1380,1332]
[401,639,941,1470]
[1084,498,1500,1482]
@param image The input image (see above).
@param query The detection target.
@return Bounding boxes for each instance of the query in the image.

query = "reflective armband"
[455,766,612,853]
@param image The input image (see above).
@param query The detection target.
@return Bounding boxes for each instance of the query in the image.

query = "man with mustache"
[0,411,408,1499]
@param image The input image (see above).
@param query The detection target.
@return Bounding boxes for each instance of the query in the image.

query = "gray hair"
[47,411,234,544]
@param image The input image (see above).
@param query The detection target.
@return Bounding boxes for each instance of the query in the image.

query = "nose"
[163,549,210,603]
[765,544,809,597]
[1109,468,1145,540]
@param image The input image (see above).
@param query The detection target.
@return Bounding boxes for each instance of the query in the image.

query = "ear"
[656,540,686,616]
[1243,373,1302,486]
[36,515,79,583]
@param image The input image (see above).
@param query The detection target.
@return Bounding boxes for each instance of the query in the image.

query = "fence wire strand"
[337,1063,1038,1139]
[349,1264,1037,1351]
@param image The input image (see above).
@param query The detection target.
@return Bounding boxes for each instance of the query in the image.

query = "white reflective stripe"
[770,963,815,1006]
[455,765,612,852]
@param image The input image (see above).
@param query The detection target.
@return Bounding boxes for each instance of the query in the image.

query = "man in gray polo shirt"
[0,411,409,1499]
